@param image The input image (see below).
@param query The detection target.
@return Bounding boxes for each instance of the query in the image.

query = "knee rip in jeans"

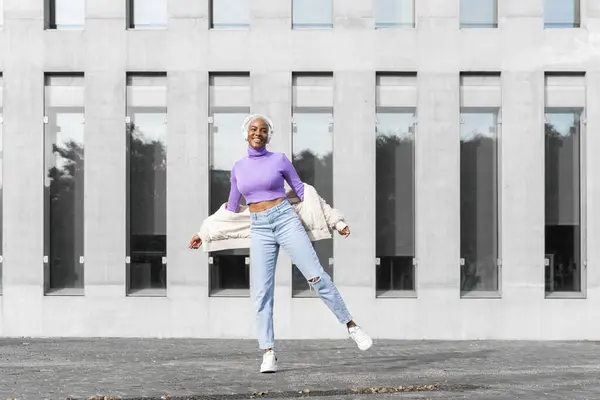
[307,275,325,291]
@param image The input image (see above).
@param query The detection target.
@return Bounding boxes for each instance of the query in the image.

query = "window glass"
[376,110,416,293]
[460,0,497,28]
[44,75,85,291]
[49,0,85,30]
[211,0,250,29]
[208,74,251,295]
[460,109,499,293]
[545,110,582,293]
[210,112,250,293]
[375,0,414,29]
[126,75,168,293]
[545,0,580,28]
[129,0,167,29]
[292,0,333,29]
[291,112,333,295]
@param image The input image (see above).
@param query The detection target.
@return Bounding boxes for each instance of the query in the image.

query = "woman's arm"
[226,164,242,212]
[280,153,305,201]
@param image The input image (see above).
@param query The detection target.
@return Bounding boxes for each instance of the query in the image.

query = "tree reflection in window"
[292,112,333,295]
[127,113,167,292]
[375,111,415,293]
[545,110,582,293]
[460,109,499,293]
[45,110,85,290]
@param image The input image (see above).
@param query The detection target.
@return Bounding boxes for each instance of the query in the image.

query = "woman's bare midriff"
[248,197,286,213]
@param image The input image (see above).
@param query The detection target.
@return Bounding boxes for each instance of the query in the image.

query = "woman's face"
[247,118,269,149]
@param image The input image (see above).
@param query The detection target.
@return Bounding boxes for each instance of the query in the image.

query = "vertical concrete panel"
[166,18,206,72]
[165,2,210,301]
[166,71,209,292]
[250,71,293,335]
[84,71,127,294]
[416,73,460,294]
[86,0,125,19]
[3,0,44,19]
[416,0,459,73]
[585,72,600,300]
[500,70,543,341]
[501,72,544,289]
[2,1,45,334]
[418,0,459,18]
[127,31,168,71]
[333,72,376,293]
[168,0,209,20]
[166,72,210,336]
[84,7,127,296]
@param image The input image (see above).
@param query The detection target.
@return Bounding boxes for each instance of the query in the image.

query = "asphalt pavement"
[1,338,599,399]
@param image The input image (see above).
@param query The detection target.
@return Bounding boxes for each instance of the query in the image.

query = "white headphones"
[241,114,275,144]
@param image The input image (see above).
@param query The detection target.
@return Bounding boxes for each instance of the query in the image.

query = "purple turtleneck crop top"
[226,146,305,212]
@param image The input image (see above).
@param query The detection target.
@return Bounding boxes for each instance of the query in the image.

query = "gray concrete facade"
[0,0,599,340]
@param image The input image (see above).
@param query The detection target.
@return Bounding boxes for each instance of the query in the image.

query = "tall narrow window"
[375,73,416,296]
[209,74,251,296]
[127,0,167,29]
[292,0,333,29]
[459,73,501,295]
[545,0,580,28]
[544,73,585,296]
[375,0,414,29]
[45,0,85,30]
[291,74,334,296]
[44,74,85,293]
[460,0,498,28]
[126,74,167,295]
[210,0,249,29]
[0,75,3,294]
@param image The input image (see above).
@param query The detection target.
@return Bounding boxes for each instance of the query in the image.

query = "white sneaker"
[349,325,373,351]
[260,350,277,373]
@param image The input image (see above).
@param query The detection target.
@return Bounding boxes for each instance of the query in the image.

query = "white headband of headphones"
[241,114,275,144]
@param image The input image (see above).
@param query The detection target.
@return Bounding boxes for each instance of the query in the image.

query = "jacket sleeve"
[197,204,252,249]
[316,192,348,232]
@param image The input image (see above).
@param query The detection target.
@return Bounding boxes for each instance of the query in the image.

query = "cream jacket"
[197,184,347,252]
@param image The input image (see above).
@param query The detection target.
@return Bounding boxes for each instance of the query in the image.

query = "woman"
[189,114,372,373]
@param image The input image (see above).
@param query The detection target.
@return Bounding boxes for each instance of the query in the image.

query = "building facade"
[0,0,598,340]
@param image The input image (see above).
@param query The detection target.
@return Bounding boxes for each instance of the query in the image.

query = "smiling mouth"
[252,137,263,144]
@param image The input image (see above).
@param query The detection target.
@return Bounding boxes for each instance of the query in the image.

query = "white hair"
[241,114,275,144]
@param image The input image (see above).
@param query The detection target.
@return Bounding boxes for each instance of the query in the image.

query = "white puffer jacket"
[197,183,347,252]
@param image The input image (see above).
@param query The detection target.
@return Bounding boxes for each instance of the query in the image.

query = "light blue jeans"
[250,200,353,349]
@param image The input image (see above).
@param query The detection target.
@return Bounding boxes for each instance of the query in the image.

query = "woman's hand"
[338,226,350,238]
[188,234,203,249]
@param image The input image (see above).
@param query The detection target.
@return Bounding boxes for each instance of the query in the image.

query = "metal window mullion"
[580,111,587,296]
[493,0,499,26]
[496,108,503,294]
[412,111,418,292]
[574,0,581,27]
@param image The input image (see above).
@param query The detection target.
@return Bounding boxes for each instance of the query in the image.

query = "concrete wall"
[0,0,599,339]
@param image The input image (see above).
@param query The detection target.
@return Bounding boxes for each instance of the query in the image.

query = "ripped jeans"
[250,200,353,349]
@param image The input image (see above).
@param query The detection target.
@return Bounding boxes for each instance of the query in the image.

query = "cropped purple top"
[226,146,305,212]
